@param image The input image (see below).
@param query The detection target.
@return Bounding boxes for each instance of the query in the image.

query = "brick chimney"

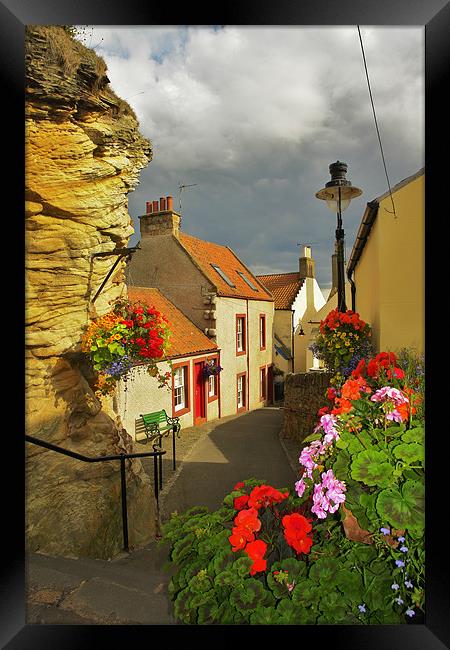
[139,195,181,238]
[299,245,315,278]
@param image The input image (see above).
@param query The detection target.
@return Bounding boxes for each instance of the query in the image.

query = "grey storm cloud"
[86,25,424,288]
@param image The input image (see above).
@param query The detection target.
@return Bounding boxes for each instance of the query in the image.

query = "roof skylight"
[236,270,259,291]
[211,264,236,287]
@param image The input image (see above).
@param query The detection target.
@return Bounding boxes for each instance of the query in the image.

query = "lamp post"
[315,161,362,312]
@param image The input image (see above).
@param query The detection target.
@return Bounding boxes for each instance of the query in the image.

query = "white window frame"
[174,366,186,411]
[237,375,244,408]
[237,317,245,352]
[208,373,216,397]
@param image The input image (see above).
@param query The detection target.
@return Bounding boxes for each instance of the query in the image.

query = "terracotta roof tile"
[178,233,273,301]
[127,286,218,359]
[255,272,304,309]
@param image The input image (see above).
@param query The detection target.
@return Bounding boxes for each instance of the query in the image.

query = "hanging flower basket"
[81,297,172,397]
[202,361,223,379]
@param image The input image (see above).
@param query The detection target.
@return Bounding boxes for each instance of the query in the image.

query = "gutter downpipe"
[346,200,379,313]
[291,309,295,373]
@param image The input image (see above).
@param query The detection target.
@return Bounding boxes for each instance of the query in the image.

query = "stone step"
[26,543,176,625]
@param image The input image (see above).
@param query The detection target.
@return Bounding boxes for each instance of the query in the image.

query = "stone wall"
[25,26,156,559]
[280,371,332,445]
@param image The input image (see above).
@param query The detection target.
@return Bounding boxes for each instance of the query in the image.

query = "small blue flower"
[395,560,405,568]
[400,545,408,553]
[380,527,390,535]
[395,597,404,605]
[391,583,400,591]
[358,604,366,613]
[406,609,415,617]
[405,580,413,589]
[397,536,405,542]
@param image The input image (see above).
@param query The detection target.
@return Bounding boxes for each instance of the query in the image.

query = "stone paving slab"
[60,576,174,625]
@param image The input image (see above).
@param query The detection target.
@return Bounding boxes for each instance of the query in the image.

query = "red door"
[194,362,207,425]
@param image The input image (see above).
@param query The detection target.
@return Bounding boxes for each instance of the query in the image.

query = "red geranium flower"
[229,526,254,552]
[233,495,250,511]
[351,359,366,378]
[233,481,245,490]
[234,507,261,535]
[244,539,267,575]
[282,513,313,555]
[247,485,289,510]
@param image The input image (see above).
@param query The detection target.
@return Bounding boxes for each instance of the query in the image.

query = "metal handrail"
[25,434,166,553]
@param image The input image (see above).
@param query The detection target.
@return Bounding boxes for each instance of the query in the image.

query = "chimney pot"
[146,201,153,214]
[166,196,173,211]
[160,197,166,211]
[152,200,159,212]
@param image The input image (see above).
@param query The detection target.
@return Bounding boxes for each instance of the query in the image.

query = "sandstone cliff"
[25,26,155,559]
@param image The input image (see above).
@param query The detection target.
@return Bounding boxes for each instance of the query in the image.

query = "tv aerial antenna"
[178,182,198,215]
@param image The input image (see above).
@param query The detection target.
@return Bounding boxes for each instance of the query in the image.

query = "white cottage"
[257,246,326,375]
[126,195,275,416]
[116,286,220,436]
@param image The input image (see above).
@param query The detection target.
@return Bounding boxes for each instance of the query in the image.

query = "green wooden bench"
[137,410,181,480]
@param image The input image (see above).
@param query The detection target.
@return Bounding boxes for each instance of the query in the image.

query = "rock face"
[25,26,156,559]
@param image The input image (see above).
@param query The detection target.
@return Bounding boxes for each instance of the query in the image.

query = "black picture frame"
[4,0,449,646]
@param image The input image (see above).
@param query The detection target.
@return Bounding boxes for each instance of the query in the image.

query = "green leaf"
[350,448,394,487]
[359,492,378,522]
[347,544,377,565]
[333,449,351,481]
[197,600,221,625]
[375,479,424,531]
[401,426,424,444]
[335,436,349,449]
[291,578,320,605]
[214,569,242,590]
[301,431,323,445]
[308,557,339,586]
[249,606,281,625]
[392,442,424,464]
[336,569,364,602]
[171,532,196,564]
[276,598,306,624]
[229,579,265,612]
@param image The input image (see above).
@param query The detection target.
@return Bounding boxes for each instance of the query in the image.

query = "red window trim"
[236,371,247,413]
[171,360,191,417]
[206,353,219,403]
[259,364,267,401]
[236,314,247,356]
[259,313,266,351]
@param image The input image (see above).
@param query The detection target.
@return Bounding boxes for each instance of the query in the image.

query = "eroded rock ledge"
[25,26,155,559]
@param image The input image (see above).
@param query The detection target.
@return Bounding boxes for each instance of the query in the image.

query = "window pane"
[211,264,236,287]
[237,317,245,352]
[174,367,182,388]
[236,270,258,291]
[174,367,186,410]
[208,374,215,397]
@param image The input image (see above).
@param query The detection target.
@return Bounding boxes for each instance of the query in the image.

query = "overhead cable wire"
[357,26,396,217]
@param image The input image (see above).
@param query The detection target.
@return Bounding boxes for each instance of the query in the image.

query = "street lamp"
[315,161,362,312]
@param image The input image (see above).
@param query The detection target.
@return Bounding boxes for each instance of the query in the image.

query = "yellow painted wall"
[354,172,424,354]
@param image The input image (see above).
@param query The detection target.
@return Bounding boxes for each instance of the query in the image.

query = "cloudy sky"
[83,26,424,289]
